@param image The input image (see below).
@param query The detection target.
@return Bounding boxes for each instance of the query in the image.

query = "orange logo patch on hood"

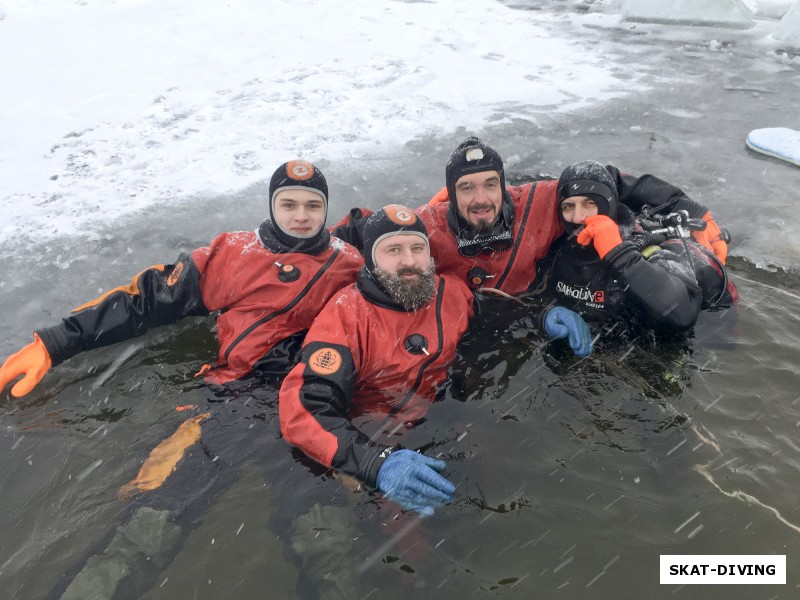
[286,160,315,181]
[384,204,417,226]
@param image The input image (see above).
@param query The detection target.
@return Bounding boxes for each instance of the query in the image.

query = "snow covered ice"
[0,0,644,245]
[1,0,799,248]
[0,0,799,273]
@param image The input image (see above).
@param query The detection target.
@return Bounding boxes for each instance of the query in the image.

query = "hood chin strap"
[258,219,331,255]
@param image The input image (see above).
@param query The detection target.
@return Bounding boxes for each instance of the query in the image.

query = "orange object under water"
[117,412,210,499]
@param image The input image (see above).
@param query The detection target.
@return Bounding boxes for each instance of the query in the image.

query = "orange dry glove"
[118,412,209,499]
[0,334,52,397]
[427,186,449,206]
[576,214,623,259]
[691,211,728,265]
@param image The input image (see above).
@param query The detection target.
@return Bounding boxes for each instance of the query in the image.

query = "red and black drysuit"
[332,167,708,296]
[35,209,366,598]
[279,267,476,487]
[35,222,364,384]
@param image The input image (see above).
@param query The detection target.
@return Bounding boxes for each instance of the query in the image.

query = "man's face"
[372,233,436,311]
[373,233,432,278]
[272,189,326,238]
[560,195,599,225]
[454,170,503,231]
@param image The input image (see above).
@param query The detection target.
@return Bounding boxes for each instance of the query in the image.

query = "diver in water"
[0,160,366,599]
[0,160,365,394]
[540,160,737,336]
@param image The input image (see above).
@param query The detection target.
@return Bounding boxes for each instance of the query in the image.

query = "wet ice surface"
[2,2,800,599]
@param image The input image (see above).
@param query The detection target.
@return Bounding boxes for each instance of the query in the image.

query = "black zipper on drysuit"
[493,183,536,290]
[377,278,446,431]
[216,249,341,368]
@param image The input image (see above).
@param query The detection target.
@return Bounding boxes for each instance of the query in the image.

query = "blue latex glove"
[543,307,593,358]
[376,449,456,516]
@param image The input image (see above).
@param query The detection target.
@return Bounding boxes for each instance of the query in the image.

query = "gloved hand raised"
[376,449,456,516]
[691,211,728,265]
[544,307,593,358]
[576,214,623,259]
[0,334,52,397]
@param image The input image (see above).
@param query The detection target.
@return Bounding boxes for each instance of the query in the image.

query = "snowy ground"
[1,0,796,246]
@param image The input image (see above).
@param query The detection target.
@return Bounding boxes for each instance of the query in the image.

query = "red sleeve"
[278,290,392,486]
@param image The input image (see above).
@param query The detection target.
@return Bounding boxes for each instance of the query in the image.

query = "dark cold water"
[2,7,800,600]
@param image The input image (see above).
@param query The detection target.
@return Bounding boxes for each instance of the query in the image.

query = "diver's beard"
[471,218,495,234]
[465,206,500,235]
[373,260,436,311]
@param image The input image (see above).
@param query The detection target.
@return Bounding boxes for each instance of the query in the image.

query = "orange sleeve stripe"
[72,264,166,313]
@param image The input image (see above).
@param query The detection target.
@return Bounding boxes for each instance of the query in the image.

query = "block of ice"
[755,0,794,19]
[774,0,800,44]
[622,0,755,28]
[746,127,800,168]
